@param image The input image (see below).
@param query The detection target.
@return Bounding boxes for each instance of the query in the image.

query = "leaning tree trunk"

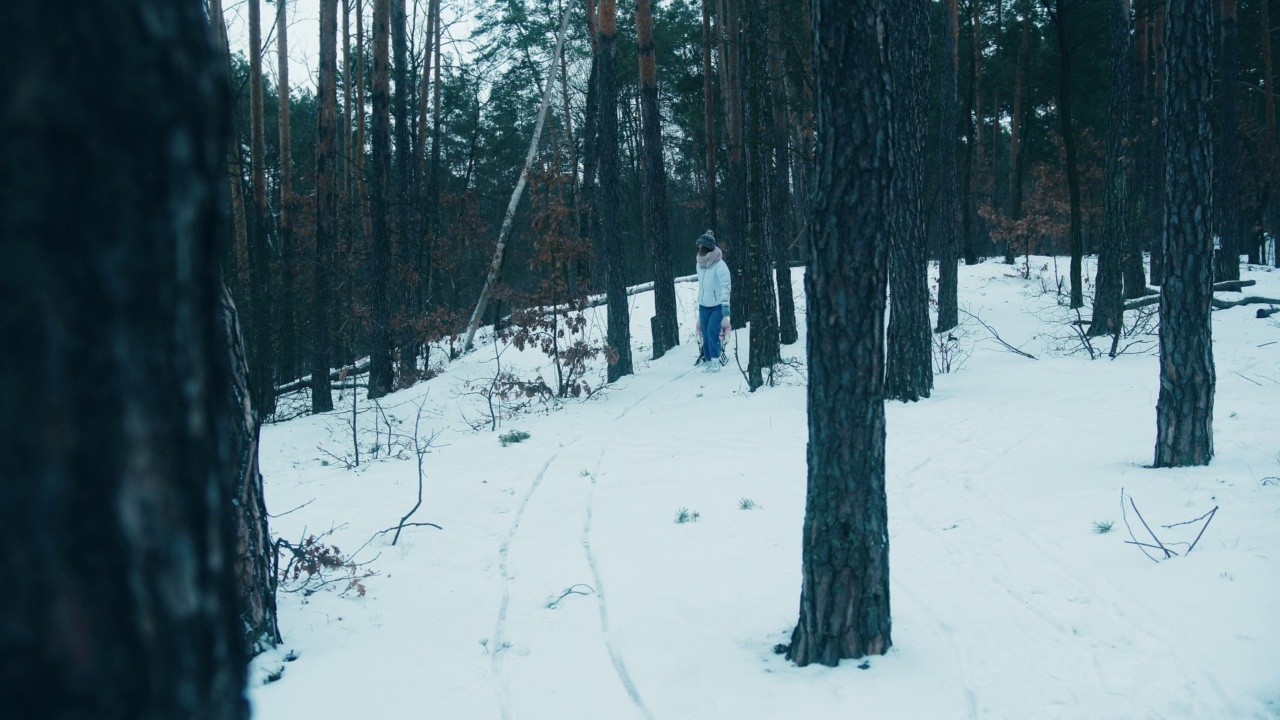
[1090,0,1133,337]
[1,2,247,715]
[313,0,339,413]
[937,0,961,332]
[885,0,934,402]
[1155,0,1215,467]
[636,0,680,359]
[599,0,634,382]
[248,0,277,415]
[745,0,780,390]
[786,0,893,669]
[1215,0,1242,282]
[768,0,798,346]
[368,0,394,398]
[1054,0,1086,309]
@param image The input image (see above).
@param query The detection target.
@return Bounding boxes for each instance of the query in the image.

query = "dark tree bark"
[392,0,418,385]
[636,0,680,359]
[702,0,719,232]
[277,0,298,385]
[580,1,602,290]
[221,286,281,657]
[1215,0,1242,282]
[209,0,252,289]
[1090,0,1133,337]
[767,0,798,346]
[1,1,248,714]
[1262,0,1277,267]
[937,0,962,332]
[1008,4,1030,227]
[599,0,633,382]
[1155,0,1215,467]
[786,0,892,668]
[718,0,750,330]
[745,0,780,390]
[1148,4,1167,284]
[961,0,981,267]
[1124,0,1150,298]
[1052,0,1085,309]
[313,0,339,413]
[368,0,394,398]
[248,0,277,415]
[886,0,934,402]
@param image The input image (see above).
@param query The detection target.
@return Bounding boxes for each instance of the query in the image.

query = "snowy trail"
[490,361,698,719]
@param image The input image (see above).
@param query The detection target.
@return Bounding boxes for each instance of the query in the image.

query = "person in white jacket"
[694,231,731,367]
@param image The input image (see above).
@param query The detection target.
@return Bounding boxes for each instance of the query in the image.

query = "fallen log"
[275,360,370,396]
[1211,295,1280,310]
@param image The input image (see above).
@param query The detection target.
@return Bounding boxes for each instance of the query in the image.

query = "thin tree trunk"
[718,0,750,330]
[1090,0,1132,337]
[1008,4,1029,223]
[787,0,892,668]
[368,0,394,398]
[356,0,373,244]
[937,0,961,332]
[314,0,339,413]
[768,0,797,346]
[580,1,602,292]
[1053,0,1085,309]
[599,0,635,381]
[1215,0,1242,281]
[702,0,719,232]
[745,0,780,389]
[1124,0,1150,297]
[248,0,277,415]
[1155,0,1215,467]
[1149,3,1167,283]
[3,2,248,712]
[962,0,980,266]
[393,0,418,385]
[277,0,297,385]
[209,0,252,288]
[461,3,573,354]
[886,0,934,401]
[636,0,680,359]
[1266,0,1280,267]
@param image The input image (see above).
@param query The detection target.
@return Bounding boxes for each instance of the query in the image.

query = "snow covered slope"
[250,257,1280,719]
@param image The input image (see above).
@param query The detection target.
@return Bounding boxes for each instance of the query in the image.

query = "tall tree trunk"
[937,0,962,332]
[745,0,780,390]
[1008,4,1029,225]
[1124,0,1150,297]
[1053,0,1085,309]
[1263,0,1277,265]
[1215,0,1242,281]
[636,0,680,359]
[368,0,394,398]
[886,0,934,402]
[248,0,277,414]
[580,1,603,292]
[962,0,981,266]
[768,0,797,346]
[209,0,252,290]
[314,0,339,413]
[786,0,892,668]
[1149,3,1167,283]
[599,0,634,382]
[392,0,418,385]
[702,0,719,231]
[1090,0,1133,337]
[2,2,247,713]
[718,0,750,330]
[1155,0,1215,467]
[356,0,373,245]
[277,0,297,385]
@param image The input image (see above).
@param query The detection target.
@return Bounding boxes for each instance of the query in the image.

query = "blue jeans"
[699,304,723,361]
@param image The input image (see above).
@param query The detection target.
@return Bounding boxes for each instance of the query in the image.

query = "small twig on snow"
[1185,506,1218,555]
[1130,496,1175,559]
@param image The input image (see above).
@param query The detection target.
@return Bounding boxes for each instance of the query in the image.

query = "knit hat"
[696,230,716,250]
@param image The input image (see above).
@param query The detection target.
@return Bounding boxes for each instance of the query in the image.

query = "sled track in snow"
[490,366,694,719]
[583,449,656,720]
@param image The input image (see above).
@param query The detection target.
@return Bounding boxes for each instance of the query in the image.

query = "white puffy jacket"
[696,258,732,316]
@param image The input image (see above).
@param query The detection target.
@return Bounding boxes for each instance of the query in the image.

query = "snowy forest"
[4,0,1280,717]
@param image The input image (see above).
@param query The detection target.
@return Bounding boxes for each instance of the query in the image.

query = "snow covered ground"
[250,257,1280,719]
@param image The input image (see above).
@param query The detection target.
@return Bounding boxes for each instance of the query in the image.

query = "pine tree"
[313,0,338,413]
[937,0,962,332]
[599,0,634,382]
[1090,0,1133,337]
[368,0,395,398]
[787,0,893,668]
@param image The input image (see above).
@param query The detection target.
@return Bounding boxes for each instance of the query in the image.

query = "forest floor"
[250,255,1280,719]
